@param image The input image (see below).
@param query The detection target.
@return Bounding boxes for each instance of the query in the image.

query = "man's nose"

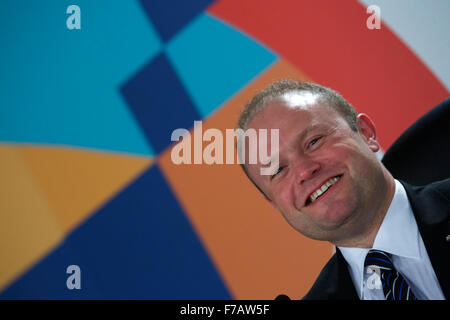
[293,157,321,185]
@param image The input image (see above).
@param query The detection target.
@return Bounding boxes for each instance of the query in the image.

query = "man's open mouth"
[305,174,343,206]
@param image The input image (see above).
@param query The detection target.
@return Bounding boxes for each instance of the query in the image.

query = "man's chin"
[311,207,355,232]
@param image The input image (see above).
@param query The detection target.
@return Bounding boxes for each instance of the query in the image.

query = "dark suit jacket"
[302,179,450,300]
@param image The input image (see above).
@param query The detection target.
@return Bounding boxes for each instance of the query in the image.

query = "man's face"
[245,93,387,244]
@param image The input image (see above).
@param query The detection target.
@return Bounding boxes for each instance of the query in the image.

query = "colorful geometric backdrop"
[0,0,449,299]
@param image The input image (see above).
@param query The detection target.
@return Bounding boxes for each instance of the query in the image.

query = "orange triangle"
[0,144,64,291]
[18,145,153,233]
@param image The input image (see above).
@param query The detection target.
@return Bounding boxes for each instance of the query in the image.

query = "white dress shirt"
[338,180,445,300]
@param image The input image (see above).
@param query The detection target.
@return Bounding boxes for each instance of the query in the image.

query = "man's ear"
[356,113,380,152]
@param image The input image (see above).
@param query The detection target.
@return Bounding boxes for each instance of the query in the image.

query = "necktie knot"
[364,249,394,270]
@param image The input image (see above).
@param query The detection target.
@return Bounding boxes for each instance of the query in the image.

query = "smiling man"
[237,80,449,300]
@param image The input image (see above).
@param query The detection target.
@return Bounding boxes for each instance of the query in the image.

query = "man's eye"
[272,166,284,178]
[309,136,322,148]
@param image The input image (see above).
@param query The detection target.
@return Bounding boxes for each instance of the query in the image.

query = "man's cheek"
[273,186,292,208]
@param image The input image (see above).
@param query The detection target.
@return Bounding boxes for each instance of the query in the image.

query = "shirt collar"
[338,179,422,296]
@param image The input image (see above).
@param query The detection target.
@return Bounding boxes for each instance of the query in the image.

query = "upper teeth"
[309,176,340,203]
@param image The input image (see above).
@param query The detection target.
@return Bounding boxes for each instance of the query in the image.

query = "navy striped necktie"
[364,249,417,300]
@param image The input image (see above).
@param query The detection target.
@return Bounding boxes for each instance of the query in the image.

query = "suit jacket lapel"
[402,180,450,299]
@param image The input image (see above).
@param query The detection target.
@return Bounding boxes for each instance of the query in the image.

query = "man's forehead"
[245,102,343,156]
[249,98,336,131]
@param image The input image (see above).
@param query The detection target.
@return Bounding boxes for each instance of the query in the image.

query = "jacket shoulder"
[403,178,450,225]
[410,178,450,198]
[302,254,339,300]
[429,178,450,200]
